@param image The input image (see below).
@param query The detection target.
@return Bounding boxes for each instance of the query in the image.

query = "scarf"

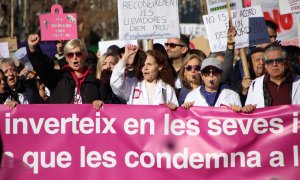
[63,65,91,96]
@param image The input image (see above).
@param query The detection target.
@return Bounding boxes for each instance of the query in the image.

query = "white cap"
[201,57,222,71]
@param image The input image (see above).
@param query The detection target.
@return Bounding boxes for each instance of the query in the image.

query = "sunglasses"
[185,65,201,72]
[265,58,285,65]
[269,35,277,39]
[201,69,222,77]
[67,51,83,59]
[164,43,184,48]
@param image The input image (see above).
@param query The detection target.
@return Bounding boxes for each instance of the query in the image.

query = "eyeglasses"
[265,58,285,65]
[201,69,222,77]
[164,43,184,48]
[66,51,83,59]
[185,65,201,72]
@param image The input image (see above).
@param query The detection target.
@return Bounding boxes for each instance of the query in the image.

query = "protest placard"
[203,5,269,52]
[39,4,77,41]
[0,42,9,58]
[279,0,300,15]
[98,40,138,54]
[252,0,298,45]
[191,36,211,56]
[118,0,180,40]
[206,0,243,14]
[1,104,300,180]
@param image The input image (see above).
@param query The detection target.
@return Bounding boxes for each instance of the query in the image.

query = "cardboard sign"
[191,36,211,56]
[279,0,300,15]
[0,37,18,52]
[39,4,77,41]
[0,42,9,58]
[203,5,269,52]
[98,40,138,54]
[118,0,180,40]
[206,0,243,14]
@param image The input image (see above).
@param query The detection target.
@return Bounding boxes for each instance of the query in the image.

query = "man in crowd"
[0,58,40,104]
[245,44,300,108]
[231,47,265,105]
[165,34,190,73]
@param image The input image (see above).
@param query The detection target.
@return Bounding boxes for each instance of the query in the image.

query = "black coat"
[28,46,103,104]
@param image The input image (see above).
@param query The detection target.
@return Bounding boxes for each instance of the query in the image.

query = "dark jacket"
[27,45,103,104]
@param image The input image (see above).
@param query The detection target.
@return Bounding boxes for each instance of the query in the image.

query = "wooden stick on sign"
[147,39,153,50]
[226,0,250,78]
[11,0,14,38]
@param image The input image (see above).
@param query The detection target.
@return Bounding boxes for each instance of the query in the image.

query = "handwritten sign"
[203,5,269,52]
[39,4,77,41]
[279,0,300,15]
[0,42,9,58]
[98,40,138,54]
[118,0,180,40]
[206,0,243,14]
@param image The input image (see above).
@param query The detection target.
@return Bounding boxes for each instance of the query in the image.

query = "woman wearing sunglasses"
[110,45,178,109]
[177,54,203,105]
[27,34,103,108]
[182,57,242,111]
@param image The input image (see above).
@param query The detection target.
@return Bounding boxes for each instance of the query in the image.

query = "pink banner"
[0,104,300,180]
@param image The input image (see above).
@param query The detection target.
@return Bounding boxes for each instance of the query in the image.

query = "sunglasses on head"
[164,43,184,48]
[66,51,83,59]
[265,58,285,65]
[185,65,201,72]
[201,68,222,77]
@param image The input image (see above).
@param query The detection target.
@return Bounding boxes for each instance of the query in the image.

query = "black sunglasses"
[201,68,222,77]
[185,65,201,72]
[265,58,285,65]
[67,51,83,59]
[164,43,184,48]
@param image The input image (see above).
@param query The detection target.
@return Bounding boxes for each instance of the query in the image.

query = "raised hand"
[28,34,40,52]
[122,45,138,64]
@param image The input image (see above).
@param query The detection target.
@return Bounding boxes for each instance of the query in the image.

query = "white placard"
[180,23,207,37]
[203,5,269,52]
[0,42,10,59]
[279,0,300,15]
[206,0,243,14]
[118,0,180,40]
[98,40,138,54]
[252,0,298,42]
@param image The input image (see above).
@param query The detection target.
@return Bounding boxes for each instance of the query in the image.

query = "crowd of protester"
[0,20,299,114]
[1,19,300,170]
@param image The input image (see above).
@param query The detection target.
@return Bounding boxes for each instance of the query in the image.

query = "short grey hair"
[63,39,88,57]
[0,58,16,70]
[264,45,287,61]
